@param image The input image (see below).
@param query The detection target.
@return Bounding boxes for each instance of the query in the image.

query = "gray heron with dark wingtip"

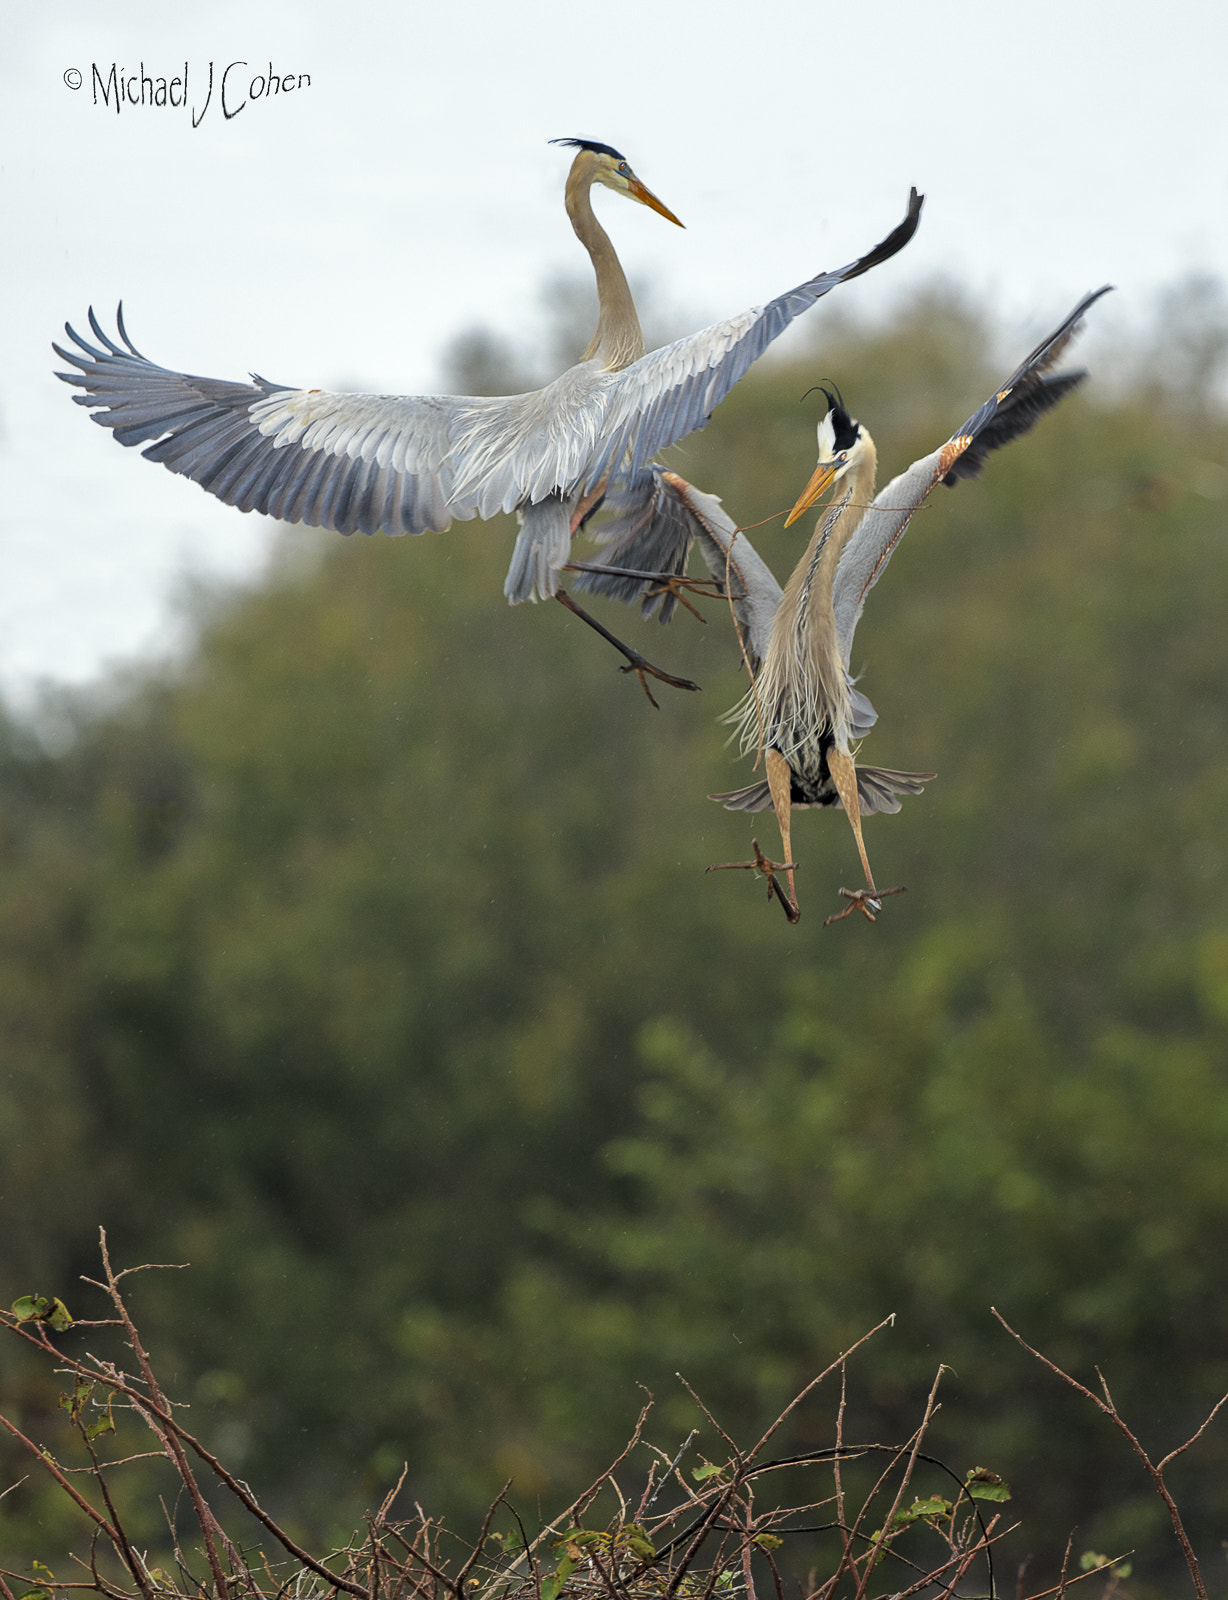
[661,285,1113,923]
[53,141,922,698]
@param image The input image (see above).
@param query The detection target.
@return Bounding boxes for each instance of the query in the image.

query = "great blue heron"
[53,141,921,694]
[660,285,1111,924]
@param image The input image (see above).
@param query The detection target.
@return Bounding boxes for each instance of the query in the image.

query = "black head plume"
[802,380,858,453]
[550,137,627,161]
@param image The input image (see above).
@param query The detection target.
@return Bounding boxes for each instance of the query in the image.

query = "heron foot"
[823,884,907,926]
[617,653,701,708]
[639,571,717,623]
[554,589,700,707]
[566,561,735,621]
[708,837,800,924]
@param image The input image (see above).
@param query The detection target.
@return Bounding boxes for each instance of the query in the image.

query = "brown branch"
[453,1483,510,1594]
[383,1525,459,1600]
[11,1304,367,1600]
[58,1452,166,1473]
[1023,1554,1137,1600]
[0,1578,135,1598]
[79,1427,155,1600]
[662,1484,739,1600]
[694,1526,739,1600]
[95,1231,228,1600]
[365,1546,435,1600]
[0,1413,120,1544]
[477,1399,652,1600]
[827,1364,852,1589]
[584,1542,626,1600]
[737,1485,757,1600]
[674,1374,741,1467]
[851,1366,945,1600]
[760,1541,786,1600]
[747,1314,897,1465]
[372,1463,410,1528]
[1156,1387,1228,1472]
[891,1524,1004,1600]
[82,1354,368,1599]
[993,1308,1218,1600]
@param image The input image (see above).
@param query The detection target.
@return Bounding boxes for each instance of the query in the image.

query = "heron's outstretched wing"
[52,309,632,539]
[590,188,923,484]
[651,471,782,673]
[831,284,1112,664]
[54,192,920,604]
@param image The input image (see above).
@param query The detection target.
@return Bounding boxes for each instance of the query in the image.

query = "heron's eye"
[617,162,630,176]
[836,451,848,464]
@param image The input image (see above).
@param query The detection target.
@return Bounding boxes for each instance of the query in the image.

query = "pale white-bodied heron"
[54,141,921,697]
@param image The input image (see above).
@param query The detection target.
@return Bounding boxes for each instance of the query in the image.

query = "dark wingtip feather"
[1003,285,1114,389]
[59,319,107,362]
[942,288,1111,486]
[843,187,924,281]
[943,370,1088,484]
[86,305,129,357]
[115,301,145,358]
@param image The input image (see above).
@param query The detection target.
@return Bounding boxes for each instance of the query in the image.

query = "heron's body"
[670,286,1113,922]
[743,434,879,769]
[54,143,921,616]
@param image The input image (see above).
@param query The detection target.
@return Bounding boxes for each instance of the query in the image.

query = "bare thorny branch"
[3,1256,1220,1600]
[992,1307,1227,1600]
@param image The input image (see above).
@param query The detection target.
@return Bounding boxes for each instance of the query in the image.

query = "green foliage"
[11,1298,73,1333]
[965,1467,1011,1504]
[1082,1550,1134,1579]
[1,286,1227,1590]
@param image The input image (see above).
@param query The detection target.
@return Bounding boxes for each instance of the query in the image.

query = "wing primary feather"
[943,371,1087,484]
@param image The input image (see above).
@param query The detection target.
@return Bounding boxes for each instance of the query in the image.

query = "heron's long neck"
[760,439,879,758]
[565,170,644,372]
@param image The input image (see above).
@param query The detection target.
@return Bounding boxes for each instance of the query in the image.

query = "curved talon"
[643,572,709,622]
[823,884,907,927]
[618,656,701,707]
[708,837,800,923]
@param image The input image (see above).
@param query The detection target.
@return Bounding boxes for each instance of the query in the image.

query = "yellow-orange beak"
[628,176,684,228]
[783,462,839,527]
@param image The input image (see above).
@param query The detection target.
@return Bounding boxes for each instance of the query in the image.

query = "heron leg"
[553,590,700,707]
[705,748,800,924]
[765,748,801,917]
[823,748,906,925]
[569,479,610,535]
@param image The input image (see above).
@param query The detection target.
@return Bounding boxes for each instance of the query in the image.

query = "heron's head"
[550,138,684,228]
[783,390,867,526]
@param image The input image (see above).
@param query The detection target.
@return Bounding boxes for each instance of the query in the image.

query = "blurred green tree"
[2,285,1226,1588]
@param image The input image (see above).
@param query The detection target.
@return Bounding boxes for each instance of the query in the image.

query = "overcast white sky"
[3,0,1225,705]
